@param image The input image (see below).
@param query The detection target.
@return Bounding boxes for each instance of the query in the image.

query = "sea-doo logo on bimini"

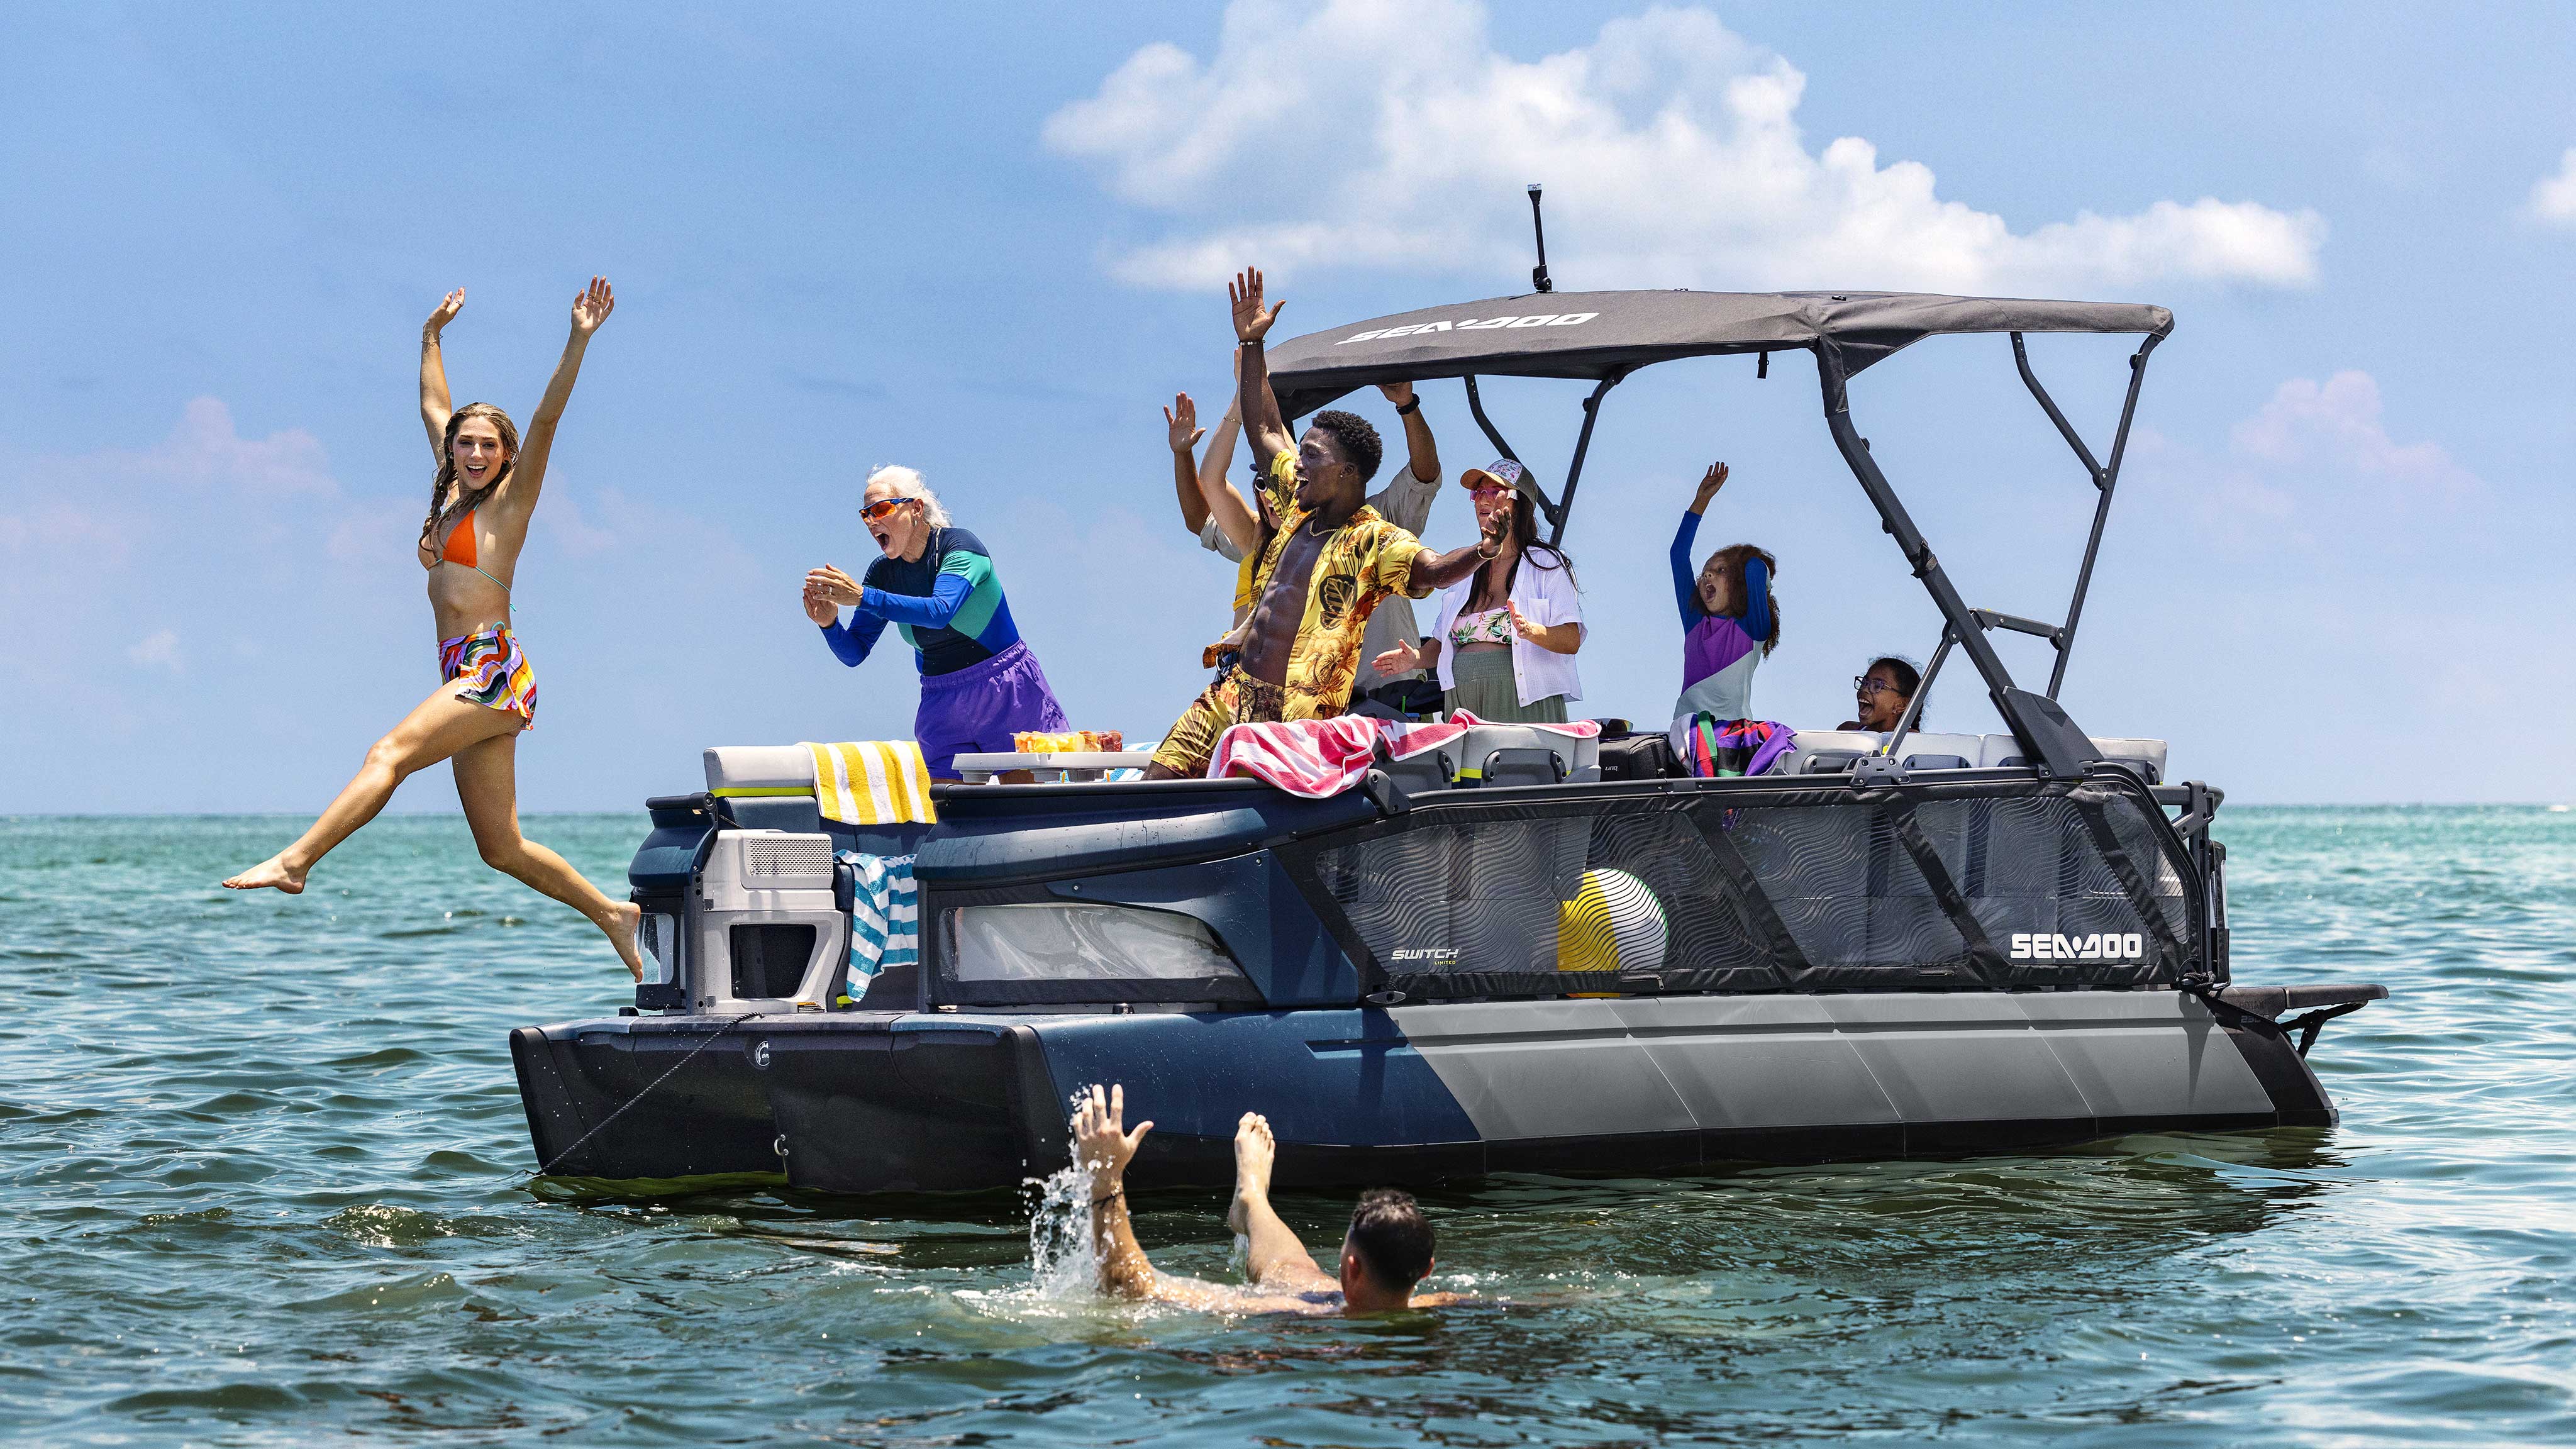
[2009,932,2146,962]
[1340,313,1600,344]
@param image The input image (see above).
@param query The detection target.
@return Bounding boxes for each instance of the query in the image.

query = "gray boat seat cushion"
[1976,733,2167,783]
[1774,728,1881,775]
[705,745,818,794]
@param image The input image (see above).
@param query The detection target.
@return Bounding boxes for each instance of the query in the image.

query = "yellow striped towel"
[800,741,938,826]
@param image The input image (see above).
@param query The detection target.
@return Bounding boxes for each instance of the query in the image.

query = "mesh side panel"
[745,836,833,878]
[1304,779,2197,996]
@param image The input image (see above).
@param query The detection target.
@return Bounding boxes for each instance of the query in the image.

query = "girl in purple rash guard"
[1668,462,1779,723]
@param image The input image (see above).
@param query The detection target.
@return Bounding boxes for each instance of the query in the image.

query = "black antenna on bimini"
[1527,183,1553,294]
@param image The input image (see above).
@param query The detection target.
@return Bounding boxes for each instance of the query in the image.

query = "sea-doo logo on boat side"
[1389,947,1462,964]
[2009,932,2145,962]
[1340,313,1599,344]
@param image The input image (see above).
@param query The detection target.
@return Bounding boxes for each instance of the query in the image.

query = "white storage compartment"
[691,830,845,1014]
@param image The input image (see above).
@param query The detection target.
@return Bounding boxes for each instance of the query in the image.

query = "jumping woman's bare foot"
[600,901,645,981]
[1228,1111,1278,1236]
[221,855,307,893]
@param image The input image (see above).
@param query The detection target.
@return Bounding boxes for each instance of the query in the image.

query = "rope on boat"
[532,1015,749,1179]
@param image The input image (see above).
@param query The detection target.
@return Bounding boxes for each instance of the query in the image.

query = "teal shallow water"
[2,807,2570,1445]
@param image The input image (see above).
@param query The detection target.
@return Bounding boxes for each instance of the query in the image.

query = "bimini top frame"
[1263,287,2172,780]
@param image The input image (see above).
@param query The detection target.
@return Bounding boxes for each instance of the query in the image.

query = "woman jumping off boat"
[222,279,645,979]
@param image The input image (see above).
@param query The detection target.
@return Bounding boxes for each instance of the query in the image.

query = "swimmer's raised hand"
[1230,267,1282,343]
[1071,1083,1152,1187]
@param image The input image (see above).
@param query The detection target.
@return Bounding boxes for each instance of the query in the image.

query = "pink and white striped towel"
[1204,712,1601,798]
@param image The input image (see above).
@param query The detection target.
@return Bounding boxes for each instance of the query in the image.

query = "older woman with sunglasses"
[803,465,1068,779]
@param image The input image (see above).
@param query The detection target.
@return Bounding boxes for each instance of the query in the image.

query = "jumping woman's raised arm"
[419,288,464,462]
[501,276,614,516]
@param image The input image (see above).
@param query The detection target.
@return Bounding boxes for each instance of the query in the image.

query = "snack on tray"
[1012,730,1126,754]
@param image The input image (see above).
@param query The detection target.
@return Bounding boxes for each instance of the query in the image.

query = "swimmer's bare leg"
[1230,1113,1328,1287]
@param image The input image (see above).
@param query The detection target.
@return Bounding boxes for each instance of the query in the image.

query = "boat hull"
[511,989,2337,1193]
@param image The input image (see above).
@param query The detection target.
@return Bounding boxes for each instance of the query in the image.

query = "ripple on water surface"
[2,809,2572,1445]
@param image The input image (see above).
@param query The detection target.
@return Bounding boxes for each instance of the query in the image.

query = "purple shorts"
[916,640,1069,779]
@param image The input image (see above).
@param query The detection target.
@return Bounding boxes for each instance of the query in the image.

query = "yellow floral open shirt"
[1205,448,1435,716]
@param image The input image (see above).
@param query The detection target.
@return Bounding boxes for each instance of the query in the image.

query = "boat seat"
[1454,722,1601,784]
[1977,733,2168,784]
[1377,747,1455,795]
[1772,729,1882,775]
[701,745,933,854]
[1479,747,1565,789]
[1892,732,1984,772]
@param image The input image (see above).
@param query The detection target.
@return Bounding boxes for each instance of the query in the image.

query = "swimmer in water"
[222,280,645,981]
[1070,1083,1468,1315]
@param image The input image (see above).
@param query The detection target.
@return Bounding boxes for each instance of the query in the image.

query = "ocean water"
[2,806,2570,1446]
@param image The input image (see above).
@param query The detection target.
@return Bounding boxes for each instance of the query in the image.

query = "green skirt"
[1442,646,1567,723]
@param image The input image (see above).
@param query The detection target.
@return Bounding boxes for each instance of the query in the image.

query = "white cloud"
[2529,148,2576,227]
[2229,370,2477,497]
[1046,0,2326,294]
[126,629,182,672]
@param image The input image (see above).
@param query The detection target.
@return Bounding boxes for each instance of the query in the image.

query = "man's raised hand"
[426,287,465,336]
[1071,1083,1152,1186]
[1377,380,1415,408]
[570,275,615,336]
[1165,393,1205,455]
[1230,267,1283,343]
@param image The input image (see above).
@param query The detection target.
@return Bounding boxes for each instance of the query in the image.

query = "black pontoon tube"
[2011,331,2162,698]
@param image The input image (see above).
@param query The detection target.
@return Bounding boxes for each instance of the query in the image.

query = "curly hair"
[1704,542,1781,656]
[1307,409,1383,485]
[418,402,519,560]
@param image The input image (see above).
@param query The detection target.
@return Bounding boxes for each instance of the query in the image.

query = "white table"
[950,751,1155,784]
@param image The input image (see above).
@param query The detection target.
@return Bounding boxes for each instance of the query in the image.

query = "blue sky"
[4,1,2571,811]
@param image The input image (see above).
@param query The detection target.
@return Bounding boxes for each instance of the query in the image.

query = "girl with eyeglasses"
[1840,655,1924,733]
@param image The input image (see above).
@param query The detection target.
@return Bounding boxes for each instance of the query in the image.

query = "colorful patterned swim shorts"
[1149,667,1292,777]
[438,624,538,725]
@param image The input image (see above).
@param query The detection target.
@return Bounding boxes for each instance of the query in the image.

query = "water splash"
[1023,1161,1100,1300]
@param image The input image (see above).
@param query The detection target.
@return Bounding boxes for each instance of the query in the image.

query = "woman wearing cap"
[1671,461,1779,724]
[1368,459,1582,723]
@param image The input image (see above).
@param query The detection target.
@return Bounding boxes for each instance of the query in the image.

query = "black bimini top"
[1266,288,2175,419]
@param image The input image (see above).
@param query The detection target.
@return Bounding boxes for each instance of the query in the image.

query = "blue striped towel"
[838,851,918,996]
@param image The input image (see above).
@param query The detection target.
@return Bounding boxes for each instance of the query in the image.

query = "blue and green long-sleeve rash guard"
[818,526,1022,676]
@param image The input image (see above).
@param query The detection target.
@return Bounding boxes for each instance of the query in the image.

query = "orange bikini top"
[429,508,511,595]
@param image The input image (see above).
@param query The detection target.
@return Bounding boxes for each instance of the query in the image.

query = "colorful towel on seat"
[1206,711,1601,797]
[1673,715,1794,778]
[836,850,918,999]
[1207,716,1470,798]
[801,741,937,825]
